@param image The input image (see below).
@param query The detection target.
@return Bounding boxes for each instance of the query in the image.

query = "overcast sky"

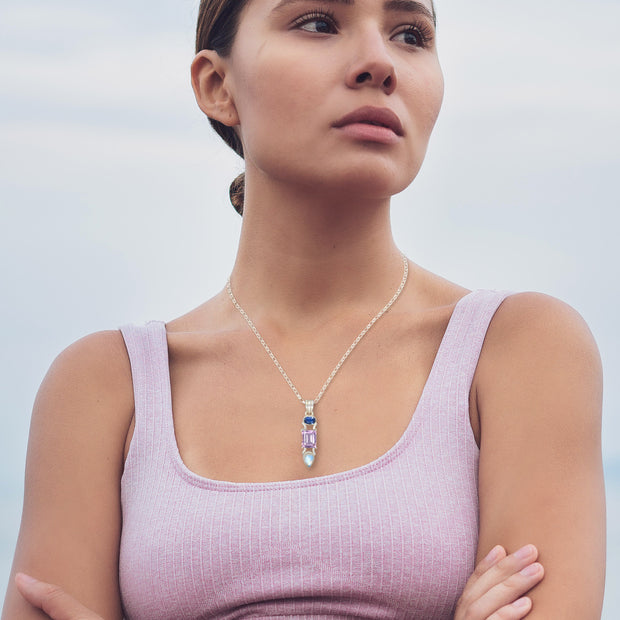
[1,0,618,613]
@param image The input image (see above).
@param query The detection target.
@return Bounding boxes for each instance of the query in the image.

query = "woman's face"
[224,0,444,200]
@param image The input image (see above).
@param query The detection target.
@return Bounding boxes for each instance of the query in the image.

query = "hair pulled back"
[196,0,250,215]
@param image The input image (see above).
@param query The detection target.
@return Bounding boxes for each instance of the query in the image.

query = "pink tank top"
[119,290,509,619]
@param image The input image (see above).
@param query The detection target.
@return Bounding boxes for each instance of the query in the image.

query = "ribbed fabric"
[119,290,510,619]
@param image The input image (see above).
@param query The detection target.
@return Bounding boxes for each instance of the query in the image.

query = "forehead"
[256,0,435,17]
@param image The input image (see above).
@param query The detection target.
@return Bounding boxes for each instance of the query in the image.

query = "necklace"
[226,254,409,468]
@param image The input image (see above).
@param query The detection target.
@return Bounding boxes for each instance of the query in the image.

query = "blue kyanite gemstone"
[304,416,317,425]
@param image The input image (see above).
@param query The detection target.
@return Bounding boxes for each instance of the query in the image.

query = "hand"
[454,544,544,619]
[15,573,104,620]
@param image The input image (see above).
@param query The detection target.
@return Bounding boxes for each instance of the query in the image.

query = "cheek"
[409,62,444,135]
[230,50,336,177]
[231,48,323,140]
[429,67,445,125]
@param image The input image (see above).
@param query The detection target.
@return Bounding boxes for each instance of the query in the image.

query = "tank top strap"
[411,289,513,449]
[120,321,172,478]
[435,289,513,381]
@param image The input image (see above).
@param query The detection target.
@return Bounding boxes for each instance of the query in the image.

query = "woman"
[2,0,605,618]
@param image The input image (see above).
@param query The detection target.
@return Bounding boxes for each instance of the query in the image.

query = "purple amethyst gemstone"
[302,429,317,449]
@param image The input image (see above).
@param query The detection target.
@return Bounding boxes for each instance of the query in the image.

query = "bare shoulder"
[474,292,605,618]
[476,291,602,427]
[29,329,135,477]
[483,291,600,362]
[31,329,135,454]
[2,331,132,620]
[40,329,134,405]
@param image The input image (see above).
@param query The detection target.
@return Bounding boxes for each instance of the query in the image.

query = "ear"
[191,50,239,127]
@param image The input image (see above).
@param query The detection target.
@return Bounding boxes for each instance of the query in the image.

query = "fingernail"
[512,597,530,609]
[16,573,38,585]
[514,544,536,560]
[520,562,542,577]
[484,545,503,563]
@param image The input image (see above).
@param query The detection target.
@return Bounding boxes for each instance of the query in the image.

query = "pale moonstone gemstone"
[303,452,315,468]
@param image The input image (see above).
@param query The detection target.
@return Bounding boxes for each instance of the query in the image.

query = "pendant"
[301,400,317,468]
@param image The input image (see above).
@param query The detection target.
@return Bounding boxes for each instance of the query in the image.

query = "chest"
[120,435,479,620]
[166,316,448,483]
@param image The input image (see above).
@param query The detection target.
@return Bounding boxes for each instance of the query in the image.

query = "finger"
[473,545,507,579]
[468,562,544,619]
[487,596,532,620]
[455,546,508,618]
[459,545,506,606]
[464,544,539,604]
[459,545,509,604]
[15,573,102,620]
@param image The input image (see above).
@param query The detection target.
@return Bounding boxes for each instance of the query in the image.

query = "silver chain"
[226,254,409,405]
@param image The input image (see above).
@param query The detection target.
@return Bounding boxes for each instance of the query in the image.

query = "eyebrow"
[272,0,353,13]
[384,1,436,25]
[271,0,436,26]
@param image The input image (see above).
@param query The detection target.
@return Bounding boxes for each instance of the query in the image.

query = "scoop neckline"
[160,291,476,492]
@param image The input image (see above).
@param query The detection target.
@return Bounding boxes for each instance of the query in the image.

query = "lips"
[333,106,404,137]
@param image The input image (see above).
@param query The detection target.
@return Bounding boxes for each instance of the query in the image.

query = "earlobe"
[191,50,239,127]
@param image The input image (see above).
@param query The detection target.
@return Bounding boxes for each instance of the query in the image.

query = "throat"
[228,248,408,329]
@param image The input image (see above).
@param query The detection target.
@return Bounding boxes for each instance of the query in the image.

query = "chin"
[252,146,424,201]
[326,159,422,198]
[328,147,426,196]
[303,171,415,204]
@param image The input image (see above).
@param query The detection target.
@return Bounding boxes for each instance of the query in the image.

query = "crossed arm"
[2,293,606,619]
[472,293,605,618]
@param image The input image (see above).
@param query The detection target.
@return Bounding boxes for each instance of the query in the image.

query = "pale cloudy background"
[1,0,618,614]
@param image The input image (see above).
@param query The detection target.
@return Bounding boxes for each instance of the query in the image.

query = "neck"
[228,173,405,330]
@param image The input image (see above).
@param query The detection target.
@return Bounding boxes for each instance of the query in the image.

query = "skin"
[2,0,605,617]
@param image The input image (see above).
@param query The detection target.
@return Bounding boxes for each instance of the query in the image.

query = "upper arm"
[2,330,134,620]
[474,293,605,618]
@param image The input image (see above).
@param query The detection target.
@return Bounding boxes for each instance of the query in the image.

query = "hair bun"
[229,172,245,216]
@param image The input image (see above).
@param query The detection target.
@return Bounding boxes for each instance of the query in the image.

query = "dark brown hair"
[195,0,437,215]
[196,0,250,215]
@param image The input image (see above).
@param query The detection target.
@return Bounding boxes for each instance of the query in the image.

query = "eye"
[392,23,434,48]
[292,11,338,35]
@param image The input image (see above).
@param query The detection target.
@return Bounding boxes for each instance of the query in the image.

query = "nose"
[345,27,397,95]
